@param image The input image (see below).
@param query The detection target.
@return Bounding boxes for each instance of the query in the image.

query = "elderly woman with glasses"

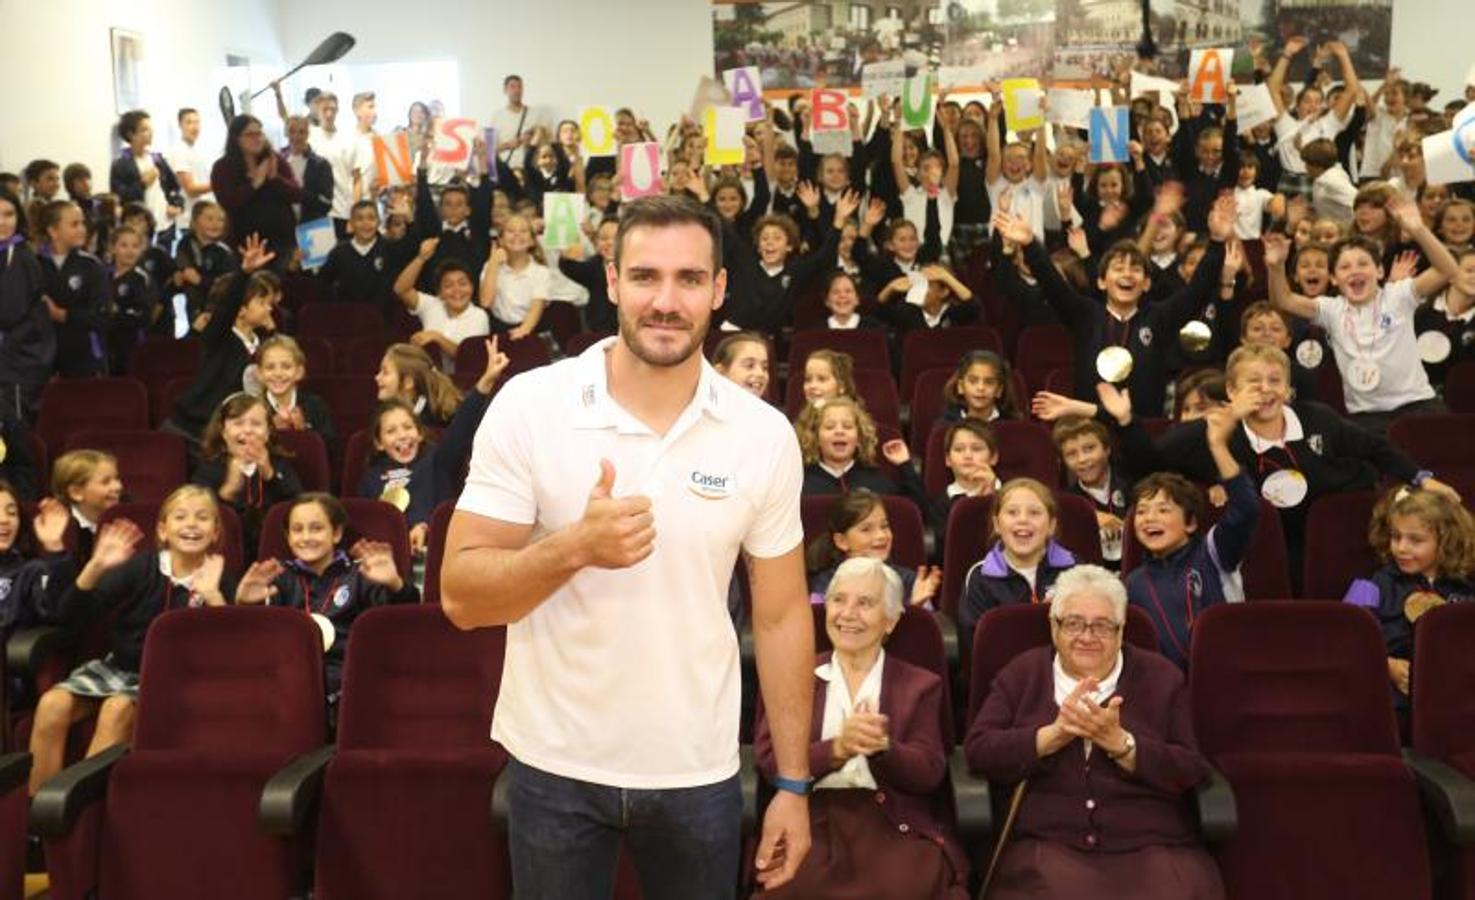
[963,564,1223,899]
[754,555,969,899]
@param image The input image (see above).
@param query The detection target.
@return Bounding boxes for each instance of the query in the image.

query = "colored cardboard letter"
[704,106,745,166]
[811,89,849,133]
[542,192,587,250]
[620,142,665,199]
[295,218,335,271]
[579,106,616,157]
[1089,107,1131,163]
[901,73,934,129]
[723,66,765,122]
[482,127,499,184]
[372,132,413,188]
[1002,79,1043,132]
[430,117,478,166]
[1188,48,1232,104]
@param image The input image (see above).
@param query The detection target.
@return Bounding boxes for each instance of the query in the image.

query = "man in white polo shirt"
[443,196,814,898]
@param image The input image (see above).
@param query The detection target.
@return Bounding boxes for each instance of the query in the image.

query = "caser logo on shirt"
[688,470,736,500]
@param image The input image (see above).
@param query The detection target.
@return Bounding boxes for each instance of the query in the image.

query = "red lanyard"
[163,580,195,611]
[1256,442,1302,475]
[297,575,343,615]
[1141,569,1196,661]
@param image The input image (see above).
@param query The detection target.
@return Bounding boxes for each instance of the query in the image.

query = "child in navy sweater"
[107,224,160,373]
[959,477,1079,651]
[804,488,939,607]
[317,200,396,316]
[173,201,238,333]
[0,486,73,631]
[256,335,336,446]
[29,485,233,793]
[51,449,124,562]
[357,338,506,553]
[236,493,417,717]
[1126,396,1260,669]
[1345,486,1475,708]
[37,200,109,377]
[798,396,924,504]
[0,190,53,420]
[191,392,303,559]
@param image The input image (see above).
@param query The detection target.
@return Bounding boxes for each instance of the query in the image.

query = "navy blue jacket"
[959,541,1078,649]
[0,240,56,390]
[39,247,109,376]
[0,549,72,629]
[1344,564,1475,662]
[1125,472,1259,669]
[109,151,184,209]
[357,389,491,527]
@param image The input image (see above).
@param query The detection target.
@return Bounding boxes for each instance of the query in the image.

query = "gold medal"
[1403,590,1446,624]
[1095,346,1133,384]
[380,485,411,512]
[1178,320,1212,354]
[0,436,7,465]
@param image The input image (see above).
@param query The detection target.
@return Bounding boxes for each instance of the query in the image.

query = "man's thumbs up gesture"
[577,459,656,569]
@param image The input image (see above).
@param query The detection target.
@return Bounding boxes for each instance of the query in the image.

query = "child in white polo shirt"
[392,238,492,376]
[1266,195,1471,433]
[478,213,550,340]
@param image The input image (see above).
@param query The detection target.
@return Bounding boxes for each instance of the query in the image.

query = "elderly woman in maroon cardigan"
[964,564,1223,898]
[755,556,968,899]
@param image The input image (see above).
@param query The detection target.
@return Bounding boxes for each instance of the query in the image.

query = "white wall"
[276,0,714,138]
[1388,1,1474,105]
[0,0,283,188]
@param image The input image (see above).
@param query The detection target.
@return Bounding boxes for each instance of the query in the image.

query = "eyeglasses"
[1053,616,1122,639]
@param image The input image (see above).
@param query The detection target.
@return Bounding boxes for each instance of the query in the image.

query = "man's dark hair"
[613,195,723,274]
[504,74,523,88]
[117,110,151,142]
[177,107,199,124]
[432,258,474,293]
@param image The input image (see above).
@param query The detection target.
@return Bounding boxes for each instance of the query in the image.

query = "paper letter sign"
[724,66,765,122]
[620,142,664,200]
[862,60,906,99]
[482,127,499,184]
[1002,79,1043,132]
[372,133,413,188]
[811,89,849,132]
[295,218,335,271]
[810,129,853,157]
[1188,48,1232,104]
[542,192,586,251]
[430,117,478,167]
[1234,83,1277,130]
[901,73,934,130]
[579,107,616,157]
[704,106,745,166]
[1423,105,1475,186]
[1089,107,1131,163]
[1046,89,1095,129]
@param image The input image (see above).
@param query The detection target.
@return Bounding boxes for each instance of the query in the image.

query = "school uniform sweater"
[557,255,617,333]
[39,247,110,376]
[1414,298,1475,389]
[266,390,336,447]
[1125,472,1259,670]
[318,237,395,308]
[0,549,72,630]
[412,168,493,295]
[876,296,981,335]
[1345,564,1475,663]
[0,406,39,500]
[356,389,491,527]
[261,551,418,688]
[55,550,239,673]
[0,240,55,395]
[959,541,1077,649]
[1171,112,1240,233]
[721,219,839,334]
[801,461,929,513]
[173,237,239,328]
[169,271,258,436]
[108,266,158,373]
[1025,237,1226,419]
[139,244,175,301]
[191,453,303,560]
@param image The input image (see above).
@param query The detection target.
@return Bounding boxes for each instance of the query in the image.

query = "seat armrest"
[1194,764,1238,843]
[948,746,993,842]
[740,744,758,836]
[1405,750,1475,845]
[31,744,129,837]
[491,763,511,832]
[0,752,30,795]
[935,612,960,682]
[7,626,70,676]
[259,745,335,836]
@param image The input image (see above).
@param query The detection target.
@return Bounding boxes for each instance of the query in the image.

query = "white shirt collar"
[158,552,195,588]
[827,314,859,330]
[818,459,855,479]
[234,327,260,355]
[1243,405,1305,453]
[351,236,378,256]
[947,476,1001,498]
[921,306,946,328]
[70,505,97,533]
[815,649,886,791]
[571,336,728,433]
[267,388,298,412]
[1053,650,1124,757]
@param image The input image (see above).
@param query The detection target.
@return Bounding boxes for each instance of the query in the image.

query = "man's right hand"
[576,460,655,569]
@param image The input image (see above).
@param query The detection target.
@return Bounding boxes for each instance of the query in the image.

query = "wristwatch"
[772,775,812,796]
[1107,731,1136,761]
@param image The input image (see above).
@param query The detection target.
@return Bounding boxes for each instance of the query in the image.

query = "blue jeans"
[506,757,741,900]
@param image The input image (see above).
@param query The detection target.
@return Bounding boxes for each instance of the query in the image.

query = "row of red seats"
[7,596,1473,899]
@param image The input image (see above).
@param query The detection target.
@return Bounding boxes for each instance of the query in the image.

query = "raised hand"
[911,565,941,608]
[880,439,911,467]
[1031,391,1097,422]
[1067,226,1091,258]
[91,520,143,572]
[796,180,821,211]
[991,210,1034,247]
[1388,249,1419,283]
[1386,194,1424,234]
[1223,239,1246,279]
[352,539,403,589]
[194,554,226,605]
[476,336,511,394]
[834,188,862,225]
[1262,231,1291,267]
[1095,381,1134,426]
[32,498,70,553]
[1099,201,1128,233]
[418,236,441,260]
[236,558,285,604]
[863,197,887,229]
[239,233,276,273]
[1283,36,1308,58]
[577,460,655,569]
[1153,181,1186,218]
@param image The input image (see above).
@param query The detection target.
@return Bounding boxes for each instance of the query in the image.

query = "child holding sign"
[409,144,493,295]
[984,96,1049,241]
[1266,195,1467,433]
[889,103,960,259]
[477,214,550,340]
[1266,38,1363,197]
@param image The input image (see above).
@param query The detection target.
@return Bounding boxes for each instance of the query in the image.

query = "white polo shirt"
[457,337,804,788]
[412,292,490,375]
[1312,279,1436,414]
[1273,108,1351,176]
[485,259,552,327]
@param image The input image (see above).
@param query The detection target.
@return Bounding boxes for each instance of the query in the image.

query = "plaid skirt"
[56,655,140,700]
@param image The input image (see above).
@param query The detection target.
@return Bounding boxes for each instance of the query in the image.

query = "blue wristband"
[772,775,811,796]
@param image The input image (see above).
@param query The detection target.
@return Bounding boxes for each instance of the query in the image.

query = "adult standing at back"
[442,195,815,899]
[490,75,549,172]
[306,92,358,238]
[210,115,302,267]
[169,107,216,233]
